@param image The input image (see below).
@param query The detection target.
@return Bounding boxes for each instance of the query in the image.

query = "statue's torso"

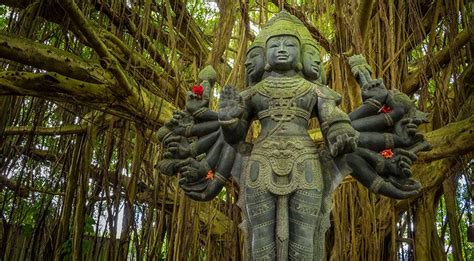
[243,75,323,195]
[248,75,318,138]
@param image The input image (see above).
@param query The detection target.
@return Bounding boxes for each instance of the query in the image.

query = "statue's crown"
[249,10,319,52]
[264,10,304,27]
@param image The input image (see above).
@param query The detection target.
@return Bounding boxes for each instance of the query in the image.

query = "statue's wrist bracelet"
[185,125,193,137]
[375,157,385,174]
[219,118,239,129]
[384,133,394,148]
[192,107,207,118]
[369,176,384,193]
[190,142,197,157]
[365,98,382,110]
[162,132,173,144]
[214,171,230,184]
[383,113,394,126]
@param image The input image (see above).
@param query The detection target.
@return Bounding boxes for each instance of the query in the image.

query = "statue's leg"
[245,186,276,260]
[313,197,332,260]
[288,189,321,260]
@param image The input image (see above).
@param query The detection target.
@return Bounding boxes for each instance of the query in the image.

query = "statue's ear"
[264,63,272,71]
[296,62,303,71]
[319,63,327,85]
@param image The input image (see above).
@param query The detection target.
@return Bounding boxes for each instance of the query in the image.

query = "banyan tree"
[0,0,472,260]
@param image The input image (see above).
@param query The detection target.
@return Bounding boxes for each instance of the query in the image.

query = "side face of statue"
[245,46,265,86]
[301,43,321,82]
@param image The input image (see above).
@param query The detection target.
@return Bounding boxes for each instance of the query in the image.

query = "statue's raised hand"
[361,79,388,102]
[385,94,412,114]
[348,54,373,87]
[163,136,191,159]
[394,118,424,147]
[327,124,359,157]
[164,110,188,135]
[176,157,208,183]
[218,85,244,126]
[186,90,209,114]
[383,148,418,178]
[384,148,421,193]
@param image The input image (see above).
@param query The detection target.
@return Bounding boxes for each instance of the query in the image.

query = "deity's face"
[245,47,265,86]
[265,35,301,72]
[302,44,321,81]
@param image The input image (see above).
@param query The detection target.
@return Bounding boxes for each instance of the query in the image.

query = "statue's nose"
[273,42,286,52]
[277,46,288,54]
[244,59,252,67]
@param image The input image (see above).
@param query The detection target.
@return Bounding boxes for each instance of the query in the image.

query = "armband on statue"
[319,102,359,156]
[320,105,352,135]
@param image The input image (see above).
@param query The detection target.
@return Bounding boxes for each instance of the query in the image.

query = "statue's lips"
[276,55,289,61]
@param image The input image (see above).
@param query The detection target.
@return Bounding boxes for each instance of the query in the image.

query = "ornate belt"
[252,136,317,176]
[246,136,323,195]
[257,106,311,122]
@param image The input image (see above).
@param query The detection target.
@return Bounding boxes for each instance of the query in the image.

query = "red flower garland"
[192,85,204,98]
[379,104,392,113]
[380,149,394,159]
[206,170,215,180]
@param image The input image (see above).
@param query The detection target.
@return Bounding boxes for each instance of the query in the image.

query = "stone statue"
[156,11,430,260]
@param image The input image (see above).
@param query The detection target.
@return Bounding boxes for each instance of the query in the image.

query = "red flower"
[379,104,392,113]
[206,170,214,180]
[380,149,394,159]
[192,85,204,97]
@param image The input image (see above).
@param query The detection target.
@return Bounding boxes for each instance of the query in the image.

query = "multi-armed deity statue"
[157,11,430,260]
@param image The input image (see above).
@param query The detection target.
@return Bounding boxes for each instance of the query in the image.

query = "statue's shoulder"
[239,83,261,99]
[311,82,342,105]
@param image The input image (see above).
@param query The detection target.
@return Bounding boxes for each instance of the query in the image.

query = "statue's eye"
[269,43,279,48]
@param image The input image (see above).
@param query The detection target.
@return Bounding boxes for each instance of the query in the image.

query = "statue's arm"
[352,147,419,180]
[189,108,218,122]
[357,116,425,150]
[167,113,220,138]
[192,130,221,156]
[218,86,253,145]
[176,133,225,183]
[162,129,221,160]
[181,143,235,201]
[349,97,383,120]
[178,133,235,201]
[199,133,226,171]
[358,132,407,151]
[316,96,359,157]
[346,152,419,199]
[351,106,405,132]
[186,120,220,137]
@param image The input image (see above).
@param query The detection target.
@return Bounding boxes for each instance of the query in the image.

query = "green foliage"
[217,186,227,201]
[186,0,219,38]
[0,6,9,30]
[61,216,94,261]
[61,239,72,261]
[435,167,474,260]
[84,214,96,235]
[457,163,474,260]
